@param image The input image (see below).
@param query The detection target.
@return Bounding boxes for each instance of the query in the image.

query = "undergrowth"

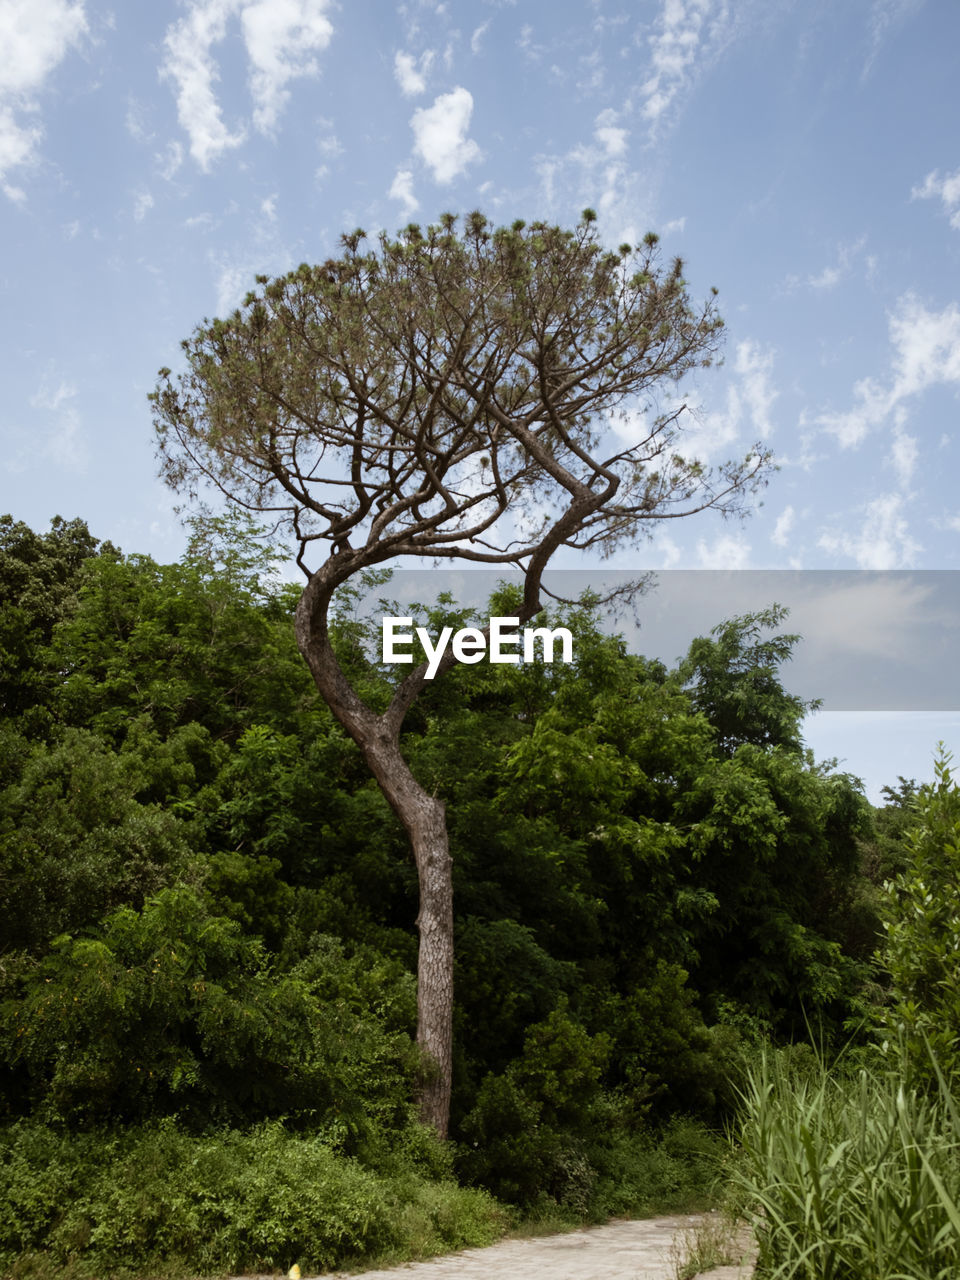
[0,1115,727,1279]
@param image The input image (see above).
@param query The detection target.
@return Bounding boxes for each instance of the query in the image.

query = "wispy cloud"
[594,107,628,157]
[410,86,480,183]
[912,166,960,231]
[161,0,334,170]
[637,0,733,136]
[470,21,490,54]
[863,0,925,79]
[817,294,960,447]
[772,504,795,548]
[241,0,333,134]
[161,1,247,170]
[0,0,87,201]
[28,375,86,470]
[819,492,921,568]
[133,189,154,222]
[696,531,751,568]
[672,339,778,464]
[787,235,868,292]
[888,417,918,487]
[389,167,418,216]
[394,49,433,96]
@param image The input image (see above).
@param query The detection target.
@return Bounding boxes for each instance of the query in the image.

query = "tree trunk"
[359,734,454,1136]
[293,593,455,1135]
[406,788,454,1136]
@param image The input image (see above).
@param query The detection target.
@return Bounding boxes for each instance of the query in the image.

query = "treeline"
[0,513,915,1276]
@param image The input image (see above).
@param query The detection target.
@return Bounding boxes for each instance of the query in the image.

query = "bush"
[0,1119,506,1279]
[457,1005,608,1207]
[732,1042,960,1279]
[1,886,418,1138]
[875,749,960,1086]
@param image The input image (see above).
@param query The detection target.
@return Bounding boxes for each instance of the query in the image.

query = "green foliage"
[48,544,315,742]
[0,512,888,1264]
[679,606,816,757]
[0,728,196,953]
[875,749,960,1084]
[458,1005,610,1207]
[0,1119,506,1278]
[733,1042,960,1279]
[1,886,417,1137]
[0,515,105,726]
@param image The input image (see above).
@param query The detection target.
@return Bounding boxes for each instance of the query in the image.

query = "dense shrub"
[0,1119,506,1279]
[874,750,960,1085]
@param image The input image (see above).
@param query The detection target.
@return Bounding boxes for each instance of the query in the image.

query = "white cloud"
[638,0,732,134]
[470,21,490,54]
[260,192,277,220]
[161,1,247,170]
[125,99,152,143]
[888,417,918,487]
[804,236,868,291]
[156,139,184,180]
[133,189,154,222]
[772,504,795,548]
[696,532,751,569]
[161,0,333,170]
[864,0,924,78]
[241,0,333,134]
[656,532,682,568]
[818,493,921,569]
[0,0,87,200]
[394,49,434,96]
[594,107,628,157]
[670,339,778,464]
[316,119,341,157]
[662,216,686,234]
[411,86,480,183]
[912,166,960,231]
[389,167,418,216]
[818,294,960,448]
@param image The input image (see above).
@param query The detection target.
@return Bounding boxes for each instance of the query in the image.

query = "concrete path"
[319,1212,756,1280]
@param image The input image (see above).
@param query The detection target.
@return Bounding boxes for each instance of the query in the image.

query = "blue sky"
[2,0,959,798]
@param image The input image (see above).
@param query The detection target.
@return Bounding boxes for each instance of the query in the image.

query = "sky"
[1,0,959,798]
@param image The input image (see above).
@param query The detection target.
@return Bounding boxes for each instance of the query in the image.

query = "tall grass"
[732,1044,960,1279]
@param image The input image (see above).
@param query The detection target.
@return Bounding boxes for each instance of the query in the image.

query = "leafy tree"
[151,211,769,1135]
[678,605,816,756]
[875,749,960,1082]
[0,728,196,953]
[48,537,314,744]
[0,515,106,727]
[1,885,418,1137]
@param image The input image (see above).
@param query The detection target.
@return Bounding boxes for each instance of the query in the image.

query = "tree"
[874,748,960,1084]
[678,605,816,757]
[151,210,770,1136]
[0,515,105,726]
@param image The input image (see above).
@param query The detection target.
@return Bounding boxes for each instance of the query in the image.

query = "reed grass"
[732,1043,960,1279]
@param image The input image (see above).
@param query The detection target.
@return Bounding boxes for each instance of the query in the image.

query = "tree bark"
[294,579,454,1137]
[358,734,454,1139]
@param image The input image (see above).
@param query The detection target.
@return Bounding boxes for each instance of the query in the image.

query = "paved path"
[317,1212,756,1280]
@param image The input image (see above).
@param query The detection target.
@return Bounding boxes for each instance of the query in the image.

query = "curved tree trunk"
[360,736,454,1139]
[295,592,454,1137]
